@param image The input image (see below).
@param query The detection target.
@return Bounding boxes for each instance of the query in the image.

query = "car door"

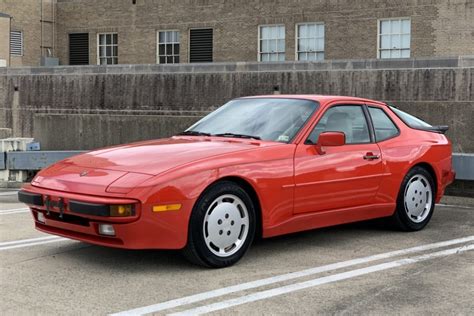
[293,103,384,214]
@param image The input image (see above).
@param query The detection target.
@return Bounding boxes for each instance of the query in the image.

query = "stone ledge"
[1,56,473,76]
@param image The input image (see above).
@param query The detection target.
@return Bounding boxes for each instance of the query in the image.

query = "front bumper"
[19,184,192,250]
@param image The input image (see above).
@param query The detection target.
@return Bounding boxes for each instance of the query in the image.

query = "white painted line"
[0,207,29,212]
[0,235,60,246]
[0,210,30,215]
[437,203,474,209]
[170,244,474,316]
[111,235,474,316]
[0,208,30,215]
[0,238,68,251]
[0,235,69,251]
[0,191,19,196]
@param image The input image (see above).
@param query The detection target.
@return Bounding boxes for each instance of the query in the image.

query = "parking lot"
[1,189,473,315]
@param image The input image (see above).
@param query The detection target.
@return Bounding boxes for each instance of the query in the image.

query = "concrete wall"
[32,114,199,150]
[54,0,474,65]
[0,57,473,151]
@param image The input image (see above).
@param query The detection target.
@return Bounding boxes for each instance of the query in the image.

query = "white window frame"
[295,22,325,61]
[157,30,180,64]
[97,32,118,65]
[10,30,23,56]
[377,17,411,59]
[258,24,285,62]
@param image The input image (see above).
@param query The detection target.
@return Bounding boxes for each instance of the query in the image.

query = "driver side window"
[306,105,371,144]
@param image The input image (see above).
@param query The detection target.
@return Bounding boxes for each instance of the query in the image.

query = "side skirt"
[263,203,396,238]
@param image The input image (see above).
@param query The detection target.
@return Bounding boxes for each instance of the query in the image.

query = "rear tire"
[183,181,256,268]
[390,166,436,231]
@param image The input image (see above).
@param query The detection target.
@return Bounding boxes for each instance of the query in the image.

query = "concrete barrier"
[1,57,473,152]
[0,138,34,185]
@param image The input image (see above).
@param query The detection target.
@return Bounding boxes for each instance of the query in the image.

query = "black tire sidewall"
[188,181,256,268]
[395,167,436,231]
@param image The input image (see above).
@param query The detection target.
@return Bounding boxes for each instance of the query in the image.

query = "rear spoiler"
[426,125,449,134]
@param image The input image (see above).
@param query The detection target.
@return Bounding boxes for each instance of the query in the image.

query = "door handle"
[363,152,380,160]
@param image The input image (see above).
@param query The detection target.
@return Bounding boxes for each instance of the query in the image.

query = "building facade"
[0,12,10,66]
[0,0,55,67]
[0,0,473,67]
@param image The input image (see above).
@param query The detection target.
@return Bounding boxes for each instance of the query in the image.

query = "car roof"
[242,94,387,106]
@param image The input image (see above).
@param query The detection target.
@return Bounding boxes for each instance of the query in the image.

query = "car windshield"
[184,98,318,143]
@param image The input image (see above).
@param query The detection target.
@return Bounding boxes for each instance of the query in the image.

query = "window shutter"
[189,29,213,63]
[69,33,90,65]
[10,31,23,56]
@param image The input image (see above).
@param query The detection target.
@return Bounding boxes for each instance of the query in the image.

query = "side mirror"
[317,131,345,147]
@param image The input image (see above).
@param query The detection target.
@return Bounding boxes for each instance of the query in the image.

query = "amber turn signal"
[152,204,182,212]
[109,204,134,217]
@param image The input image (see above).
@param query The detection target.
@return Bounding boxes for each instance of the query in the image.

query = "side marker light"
[152,204,182,212]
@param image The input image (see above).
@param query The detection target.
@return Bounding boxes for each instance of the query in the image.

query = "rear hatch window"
[389,105,448,134]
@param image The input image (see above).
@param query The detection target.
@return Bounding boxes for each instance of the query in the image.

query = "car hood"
[63,137,270,175]
[33,137,275,194]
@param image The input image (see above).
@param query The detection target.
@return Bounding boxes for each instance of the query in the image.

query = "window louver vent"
[69,33,89,65]
[10,31,23,56]
[189,28,213,63]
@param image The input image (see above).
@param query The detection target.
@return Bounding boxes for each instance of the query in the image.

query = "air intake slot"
[69,33,89,65]
[189,28,213,63]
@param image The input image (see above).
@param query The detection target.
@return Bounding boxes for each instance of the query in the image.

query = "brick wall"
[0,0,55,67]
[0,15,10,66]
[1,1,473,67]
[0,0,41,66]
[433,0,474,56]
[54,0,474,65]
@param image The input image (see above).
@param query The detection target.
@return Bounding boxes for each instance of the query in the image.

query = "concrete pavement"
[0,190,472,315]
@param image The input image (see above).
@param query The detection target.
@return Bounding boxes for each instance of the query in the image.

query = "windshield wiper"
[178,130,212,136]
[213,133,261,140]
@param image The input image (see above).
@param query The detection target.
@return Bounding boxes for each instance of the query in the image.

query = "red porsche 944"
[19,95,455,267]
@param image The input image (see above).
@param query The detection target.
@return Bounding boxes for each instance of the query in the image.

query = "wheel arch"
[410,162,438,195]
[202,176,263,240]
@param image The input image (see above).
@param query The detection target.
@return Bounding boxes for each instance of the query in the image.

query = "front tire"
[183,181,256,268]
[391,166,436,231]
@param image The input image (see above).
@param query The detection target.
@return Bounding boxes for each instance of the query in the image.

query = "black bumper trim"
[18,190,44,206]
[69,200,110,217]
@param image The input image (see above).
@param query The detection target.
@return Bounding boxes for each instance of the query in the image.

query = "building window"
[378,18,410,58]
[189,28,213,63]
[97,33,118,65]
[259,25,285,62]
[296,23,324,61]
[157,31,180,64]
[69,33,89,65]
[10,31,23,56]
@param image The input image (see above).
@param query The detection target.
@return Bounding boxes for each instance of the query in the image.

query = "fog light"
[110,204,134,217]
[37,212,45,223]
[98,224,115,236]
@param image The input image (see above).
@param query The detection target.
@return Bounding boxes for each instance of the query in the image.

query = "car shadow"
[50,218,399,272]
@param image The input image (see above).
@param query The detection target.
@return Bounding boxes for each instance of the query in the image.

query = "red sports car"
[19,95,455,267]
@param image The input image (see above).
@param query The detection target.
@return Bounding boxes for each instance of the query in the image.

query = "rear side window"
[368,107,399,141]
[389,106,432,129]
